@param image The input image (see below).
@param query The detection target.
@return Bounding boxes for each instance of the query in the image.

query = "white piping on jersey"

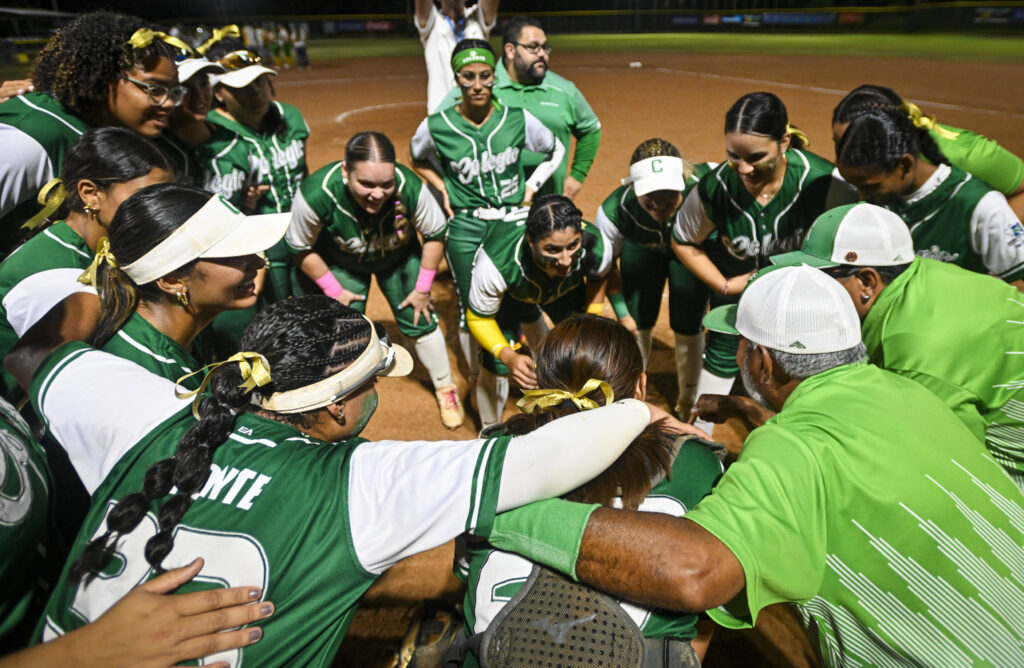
[241,136,282,212]
[617,185,666,246]
[213,136,239,162]
[439,108,485,199]
[42,228,91,259]
[466,436,498,532]
[13,96,85,136]
[484,105,510,198]
[713,165,757,239]
[906,172,971,236]
[270,102,298,206]
[712,150,811,244]
[114,330,193,372]
[772,149,810,239]
[228,432,280,448]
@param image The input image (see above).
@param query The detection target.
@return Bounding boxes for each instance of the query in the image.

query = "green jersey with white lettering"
[0,221,92,397]
[0,93,90,248]
[0,396,54,653]
[862,257,1024,490]
[199,102,309,214]
[687,362,1024,667]
[286,162,446,273]
[674,149,857,272]
[100,312,206,391]
[409,102,558,210]
[33,342,511,668]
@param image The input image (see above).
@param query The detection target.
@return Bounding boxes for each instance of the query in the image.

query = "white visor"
[212,65,277,88]
[257,316,414,413]
[177,58,225,83]
[622,156,685,197]
[122,195,290,285]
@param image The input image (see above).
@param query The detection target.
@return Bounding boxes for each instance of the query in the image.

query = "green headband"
[451,47,495,73]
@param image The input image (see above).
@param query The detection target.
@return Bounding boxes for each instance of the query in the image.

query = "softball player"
[410,38,564,375]
[286,131,465,429]
[456,315,722,667]
[593,138,715,417]
[87,184,286,387]
[0,12,187,252]
[11,293,656,667]
[832,84,1024,217]
[0,128,172,398]
[672,92,856,423]
[835,107,1024,289]
[414,0,499,112]
[467,195,612,427]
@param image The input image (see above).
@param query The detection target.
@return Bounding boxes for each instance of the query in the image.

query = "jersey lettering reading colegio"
[32,343,510,667]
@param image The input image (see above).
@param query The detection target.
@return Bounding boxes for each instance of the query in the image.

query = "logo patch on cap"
[788,341,807,349]
[845,251,858,262]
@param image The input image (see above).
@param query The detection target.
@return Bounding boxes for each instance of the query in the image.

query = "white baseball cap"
[622,156,686,197]
[123,195,290,285]
[771,203,914,268]
[703,264,862,354]
[210,50,277,88]
[177,57,225,83]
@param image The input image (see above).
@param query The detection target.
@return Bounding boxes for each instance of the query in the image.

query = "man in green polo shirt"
[771,201,1024,491]
[480,264,1024,666]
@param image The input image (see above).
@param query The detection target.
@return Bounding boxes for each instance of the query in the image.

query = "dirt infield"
[268,50,1024,667]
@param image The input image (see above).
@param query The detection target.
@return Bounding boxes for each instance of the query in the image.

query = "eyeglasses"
[120,76,187,106]
[456,69,494,88]
[514,42,551,55]
[218,50,264,71]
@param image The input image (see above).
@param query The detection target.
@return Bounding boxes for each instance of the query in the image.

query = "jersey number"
[47,501,270,667]
[499,176,520,200]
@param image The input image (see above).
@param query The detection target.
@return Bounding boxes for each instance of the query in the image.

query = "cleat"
[435,386,464,430]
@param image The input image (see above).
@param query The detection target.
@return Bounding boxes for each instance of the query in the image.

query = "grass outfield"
[306,32,1024,64]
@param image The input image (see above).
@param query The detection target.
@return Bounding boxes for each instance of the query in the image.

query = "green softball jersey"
[862,257,1024,490]
[467,220,612,317]
[932,123,1024,197]
[0,93,90,247]
[0,221,92,397]
[31,342,511,667]
[409,102,563,211]
[199,102,309,214]
[286,162,447,273]
[0,396,54,653]
[893,164,1024,281]
[100,312,206,391]
[687,362,1024,667]
[445,66,602,195]
[673,149,857,270]
[152,131,203,187]
[457,438,723,664]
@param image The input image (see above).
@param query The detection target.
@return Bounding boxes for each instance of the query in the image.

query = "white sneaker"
[435,386,464,430]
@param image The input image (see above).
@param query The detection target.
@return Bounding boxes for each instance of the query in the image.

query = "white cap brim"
[177,58,225,82]
[623,156,686,197]
[212,65,277,88]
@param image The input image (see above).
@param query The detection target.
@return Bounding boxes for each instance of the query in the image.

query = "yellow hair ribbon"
[78,237,117,287]
[900,100,958,141]
[197,25,241,56]
[175,352,272,419]
[785,124,811,150]
[126,28,193,57]
[21,178,67,230]
[517,378,615,414]
[586,302,604,316]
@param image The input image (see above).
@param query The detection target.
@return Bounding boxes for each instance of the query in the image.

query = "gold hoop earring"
[334,411,346,426]
[177,289,190,307]
[82,204,98,221]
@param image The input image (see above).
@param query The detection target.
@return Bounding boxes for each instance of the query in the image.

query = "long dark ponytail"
[71,296,373,580]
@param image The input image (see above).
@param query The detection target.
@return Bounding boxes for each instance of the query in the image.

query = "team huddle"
[0,4,1023,668]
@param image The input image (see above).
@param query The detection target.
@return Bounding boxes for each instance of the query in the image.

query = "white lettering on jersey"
[195,465,271,511]
[450,146,521,185]
[0,429,41,525]
[916,245,960,263]
[271,139,305,172]
[209,169,247,198]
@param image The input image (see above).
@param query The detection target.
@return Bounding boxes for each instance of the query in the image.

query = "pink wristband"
[415,267,436,293]
[314,272,344,299]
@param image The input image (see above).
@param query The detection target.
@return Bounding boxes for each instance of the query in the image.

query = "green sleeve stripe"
[466,435,511,536]
[997,259,1024,281]
[569,129,601,182]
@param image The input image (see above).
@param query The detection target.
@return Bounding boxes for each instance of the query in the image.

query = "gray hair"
[754,342,867,379]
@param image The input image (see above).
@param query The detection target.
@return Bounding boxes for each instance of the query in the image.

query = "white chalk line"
[334,101,424,124]
[277,73,422,87]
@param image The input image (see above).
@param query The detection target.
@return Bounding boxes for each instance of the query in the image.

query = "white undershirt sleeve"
[673,188,714,244]
[0,125,54,218]
[970,190,1024,279]
[593,205,625,261]
[523,111,565,192]
[284,189,323,252]
[825,169,859,208]
[413,183,447,238]
[35,349,190,494]
[4,269,95,337]
[409,118,437,163]
[467,250,508,316]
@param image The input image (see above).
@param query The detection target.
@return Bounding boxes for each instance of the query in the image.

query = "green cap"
[771,202,914,269]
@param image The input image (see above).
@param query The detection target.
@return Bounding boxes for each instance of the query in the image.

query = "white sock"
[414,328,454,390]
[475,367,509,429]
[458,328,478,377]
[692,368,735,436]
[637,329,654,370]
[674,332,705,414]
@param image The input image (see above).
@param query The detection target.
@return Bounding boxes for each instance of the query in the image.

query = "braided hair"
[629,137,695,183]
[90,183,208,348]
[71,296,372,581]
[31,11,178,121]
[725,91,807,150]
[832,85,948,167]
[56,127,170,221]
[836,106,949,171]
[503,314,675,510]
